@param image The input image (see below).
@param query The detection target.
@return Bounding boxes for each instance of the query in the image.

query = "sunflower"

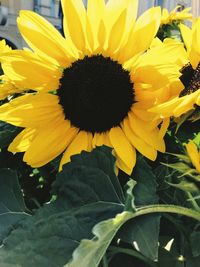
[0,0,184,174]
[161,6,192,25]
[151,18,200,118]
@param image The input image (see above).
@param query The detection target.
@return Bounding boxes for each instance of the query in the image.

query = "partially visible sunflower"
[151,18,200,118]
[0,0,184,174]
[157,6,192,41]
[165,140,200,182]
[161,6,192,25]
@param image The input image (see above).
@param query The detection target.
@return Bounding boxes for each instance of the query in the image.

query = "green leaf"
[0,121,21,149]
[66,146,125,203]
[64,211,135,267]
[0,168,29,243]
[132,155,159,206]
[118,156,160,260]
[118,214,161,261]
[0,147,123,267]
[190,231,200,257]
[167,181,199,193]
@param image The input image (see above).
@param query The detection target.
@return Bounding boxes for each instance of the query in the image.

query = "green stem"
[108,246,157,267]
[134,204,200,221]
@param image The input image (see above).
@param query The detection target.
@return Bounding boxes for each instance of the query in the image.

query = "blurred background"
[0,0,198,49]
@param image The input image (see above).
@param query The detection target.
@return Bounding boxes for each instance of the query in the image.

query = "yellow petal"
[85,16,95,54]
[17,11,76,66]
[0,77,21,100]
[0,50,61,92]
[61,0,86,53]
[180,23,192,52]
[107,9,127,55]
[113,0,139,58]
[97,20,106,51]
[108,126,136,174]
[23,121,78,167]
[0,39,11,53]
[149,96,184,118]
[173,92,199,117]
[59,131,92,170]
[190,18,200,69]
[128,111,165,152]
[186,141,200,173]
[8,128,37,152]
[120,7,161,62]
[0,93,63,127]
[87,0,105,50]
[158,118,170,139]
[122,118,157,161]
[92,132,111,148]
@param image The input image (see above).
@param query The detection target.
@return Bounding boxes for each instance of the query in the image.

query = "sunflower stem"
[135,204,200,221]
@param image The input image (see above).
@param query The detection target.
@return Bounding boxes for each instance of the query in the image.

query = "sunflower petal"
[190,18,200,69]
[17,11,76,66]
[87,0,105,50]
[120,7,161,62]
[0,50,61,92]
[59,131,92,170]
[185,141,200,173]
[61,0,86,53]
[23,122,78,167]
[92,132,111,148]
[122,118,157,161]
[149,96,184,118]
[8,128,37,152]
[173,92,199,117]
[0,93,63,127]
[128,111,165,152]
[108,126,136,174]
[107,9,127,55]
[180,23,192,52]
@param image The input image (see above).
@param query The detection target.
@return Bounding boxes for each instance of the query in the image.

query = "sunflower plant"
[0,0,200,266]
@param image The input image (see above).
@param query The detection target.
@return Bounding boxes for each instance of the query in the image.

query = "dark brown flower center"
[57,55,134,133]
[179,63,200,97]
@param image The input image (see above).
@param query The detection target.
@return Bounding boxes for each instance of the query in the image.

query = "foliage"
[0,138,199,266]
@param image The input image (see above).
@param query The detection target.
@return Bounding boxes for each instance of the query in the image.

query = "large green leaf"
[118,214,161,261]
[64,211,135,267]
[117,156,160,260]
[0,147,123,267]
[0,169,29,243]
[65,156,161,266]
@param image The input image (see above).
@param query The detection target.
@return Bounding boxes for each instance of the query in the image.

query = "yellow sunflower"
[0,0,184,174]
[161,6,192,25]
[151,18,200,118]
